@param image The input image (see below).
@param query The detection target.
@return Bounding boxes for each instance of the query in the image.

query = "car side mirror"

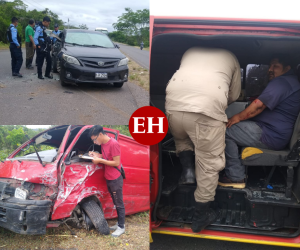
[65,160,71,165]
[64,155,71,165]
[115,44,120,49]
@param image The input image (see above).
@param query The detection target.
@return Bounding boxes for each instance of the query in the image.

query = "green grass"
[137,211,149,218]
[0,211,149,250]
[0,42,8,50]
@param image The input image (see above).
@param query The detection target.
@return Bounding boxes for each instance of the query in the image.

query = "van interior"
[150,33,300,237]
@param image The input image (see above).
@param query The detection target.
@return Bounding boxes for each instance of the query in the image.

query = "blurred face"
[13,21,18,27]
[43,21,50,28]
[55,27,58,31]
[268,58,291,81]
[91,132,104,145]
[30,22,35,28]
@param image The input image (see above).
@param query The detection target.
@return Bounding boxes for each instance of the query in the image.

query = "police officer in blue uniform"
[51,24,61,43]
[7,17,23,77]
[33,21,39,66]
[34,16,52,79]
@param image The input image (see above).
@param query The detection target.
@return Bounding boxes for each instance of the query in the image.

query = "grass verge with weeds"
[0,42,9,50]
[0,211,149,250]
[127,57,149,91]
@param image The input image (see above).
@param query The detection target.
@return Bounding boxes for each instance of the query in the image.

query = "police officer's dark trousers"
[36,47,51,77]
[9,43,23,74]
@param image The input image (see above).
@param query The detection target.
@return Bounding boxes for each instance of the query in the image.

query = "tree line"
[109,8,149,47]
[0,2,149,47]
[0,0,88,44]
[0,125,51,161]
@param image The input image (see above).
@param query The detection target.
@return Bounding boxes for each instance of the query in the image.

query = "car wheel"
[52,56,58,73]
[81,199,110,235]
[60,68,68,87]
[113,82,124,88]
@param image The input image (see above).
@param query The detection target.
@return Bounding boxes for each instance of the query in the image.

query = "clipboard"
[79,154,94,160]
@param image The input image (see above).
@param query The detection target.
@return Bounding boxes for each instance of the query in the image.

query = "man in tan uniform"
[165,47,241,233]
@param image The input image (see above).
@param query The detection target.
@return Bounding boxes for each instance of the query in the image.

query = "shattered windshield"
[13,145,58,163]
[13,146,57,162]
[11,126,70,163]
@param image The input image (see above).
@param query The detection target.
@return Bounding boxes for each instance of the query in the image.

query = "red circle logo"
[129,106,168,146]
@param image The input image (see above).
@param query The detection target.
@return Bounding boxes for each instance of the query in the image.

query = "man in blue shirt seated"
[219,55,300,188]
[6,17,23,77]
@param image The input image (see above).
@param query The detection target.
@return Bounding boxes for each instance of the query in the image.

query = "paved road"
[151,233,292,250]
[118,43,149,70]
[0,48,149,125]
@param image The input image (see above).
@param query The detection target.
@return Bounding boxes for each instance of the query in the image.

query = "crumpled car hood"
[0,160,57,186]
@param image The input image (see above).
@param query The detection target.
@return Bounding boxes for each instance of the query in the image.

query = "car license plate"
[15,188,27,200]
[95,73,108,79]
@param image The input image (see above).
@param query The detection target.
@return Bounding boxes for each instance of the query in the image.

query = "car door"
[51,126,120,220]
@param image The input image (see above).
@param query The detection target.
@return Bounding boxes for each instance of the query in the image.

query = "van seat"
[240,112,300,198]
[241,147,298,167]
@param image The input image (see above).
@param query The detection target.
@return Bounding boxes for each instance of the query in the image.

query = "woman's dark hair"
[88,125,104,137]
[29,19,34,25]
[11,17,18,23]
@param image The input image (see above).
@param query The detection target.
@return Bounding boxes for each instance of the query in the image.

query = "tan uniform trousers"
[166,110,226,203]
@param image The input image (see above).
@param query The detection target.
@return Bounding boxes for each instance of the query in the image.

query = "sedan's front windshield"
[65,31,115,48]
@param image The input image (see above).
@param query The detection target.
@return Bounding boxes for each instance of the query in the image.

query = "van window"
[245,64,269,98]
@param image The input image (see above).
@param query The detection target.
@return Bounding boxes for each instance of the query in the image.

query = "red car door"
[52,126,120,220]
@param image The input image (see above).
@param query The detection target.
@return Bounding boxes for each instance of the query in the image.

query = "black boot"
[38,74,44,79]
[178,151,196,184]
[26,59,30,68]
[44,74,53,79]
[192,202,217,233]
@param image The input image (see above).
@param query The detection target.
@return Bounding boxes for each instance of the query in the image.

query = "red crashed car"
[0,125,149,235]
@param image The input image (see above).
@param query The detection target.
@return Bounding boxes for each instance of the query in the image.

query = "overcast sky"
[151,0,300,20]
[11,0,149,31]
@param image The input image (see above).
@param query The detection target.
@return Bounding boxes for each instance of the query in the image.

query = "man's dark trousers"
[9,43,23,74]
[106,175,125,228]
[36,47,51,76]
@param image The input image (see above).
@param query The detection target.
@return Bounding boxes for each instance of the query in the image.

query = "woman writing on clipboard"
[88,125,125,237]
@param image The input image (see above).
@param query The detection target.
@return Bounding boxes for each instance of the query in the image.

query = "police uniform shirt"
[51,30,60,43]
[7,24,20,47]
[34,25,44,46]
[165,47,241,122]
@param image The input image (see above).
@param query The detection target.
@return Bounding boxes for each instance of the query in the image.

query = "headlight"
[118,57,128,67]
[62,54,80,65]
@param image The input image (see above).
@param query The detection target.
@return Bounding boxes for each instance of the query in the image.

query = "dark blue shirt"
[251,69,300,150]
